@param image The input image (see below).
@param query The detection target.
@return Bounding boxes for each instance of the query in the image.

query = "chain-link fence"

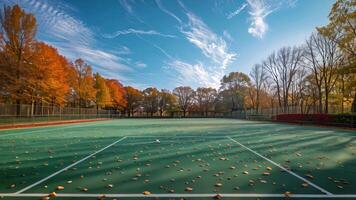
[239,105,355,128]
[243,104,353,120]
[0,103,116,127]
[1,103,354,128]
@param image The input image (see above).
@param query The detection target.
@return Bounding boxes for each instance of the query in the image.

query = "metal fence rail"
[0,103,114,127]
[0,103,353,128]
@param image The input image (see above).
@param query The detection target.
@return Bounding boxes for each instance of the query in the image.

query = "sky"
[2,0,335,90]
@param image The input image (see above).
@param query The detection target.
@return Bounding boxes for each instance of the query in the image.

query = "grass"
[0,118,355,199]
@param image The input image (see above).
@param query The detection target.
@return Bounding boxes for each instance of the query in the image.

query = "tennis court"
[0,119,355,199]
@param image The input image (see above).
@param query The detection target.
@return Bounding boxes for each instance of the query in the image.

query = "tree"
[69,59,96,107]
[249,64,267,113]
[124,86,142,117]
[195,87,217,116]
[158,89,177,117]
[305,32,343,113]
[0,4,37,114]
[173,86,194,117]
[143,87,159,116]
[318,0,356,112]
[263,46,304,112]
[106,79,126,111]
[318,0,355,60]
[220,72,251,112]
[94,73,111,109]
[29,42,70,108]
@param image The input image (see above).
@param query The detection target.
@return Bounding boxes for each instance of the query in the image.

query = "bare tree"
[195,87,217,116]
[173,86,194,117]
[304,32,343,113]
[263,46,304,112]
[249,64,267,114]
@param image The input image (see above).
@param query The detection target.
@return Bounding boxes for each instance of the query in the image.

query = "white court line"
[226,136,333,196]
[15,136,127,194]
[128,135,228,138]
[2,193,356,198]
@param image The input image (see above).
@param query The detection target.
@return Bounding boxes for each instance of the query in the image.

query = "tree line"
[0,1,355,117]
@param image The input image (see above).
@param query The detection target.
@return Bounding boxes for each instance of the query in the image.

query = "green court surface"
[0,119,355,199]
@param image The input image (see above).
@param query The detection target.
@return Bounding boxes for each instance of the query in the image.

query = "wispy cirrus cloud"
[180,11,236,70]
[155,0,182,24]
[166,60,222,88]
[246,0,274,38]
[135,61,147,68]
[118,0,133,14]
[245,0,298,38]
[156,1,236,88]
[102,28,176,39]
[227,3,248,19]
[223,30,234,42]
[2,0,146,83]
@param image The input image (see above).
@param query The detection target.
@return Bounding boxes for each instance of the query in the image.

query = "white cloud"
[166,60,222,88]
[118,0,133,14]
[156,1,236,88]
[180,12,236,70]
[246,0,298,38]
[102,28,176,38]
[246,0,274,38]
[114,46,131,55]
[227,3,248,19]
[135,61,147,68]
[223,30,234,41]
[155,0,182,24]
[4,0,140,83]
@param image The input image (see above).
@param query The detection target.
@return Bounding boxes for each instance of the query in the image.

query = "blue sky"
[2,0,334,90]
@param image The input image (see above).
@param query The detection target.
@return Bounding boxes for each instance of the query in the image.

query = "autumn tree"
[124,86,143,117]
[158,89,177,117]
[220,72,251,112]
[143,87,159,116]
[106,79,126,111]
[195,87,217,116]
[173,86,194,117]
[318,0,356,112]
[94,73,111,109]
[305,32,343,113]
[69,59,96,107]
[318,0,355,60]
[29,42,70,109]
[0,4,37,114]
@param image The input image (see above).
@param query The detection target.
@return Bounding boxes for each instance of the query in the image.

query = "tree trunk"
[325,89,329,114]
[341,74,345,113]
[16,100,21,117]
[352,92,356,113]
[318,89,323,114]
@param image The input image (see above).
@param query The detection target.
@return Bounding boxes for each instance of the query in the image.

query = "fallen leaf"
[56,186,64,190]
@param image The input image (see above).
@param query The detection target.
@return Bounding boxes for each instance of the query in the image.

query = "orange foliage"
[0,4,37,103]
[68,59,96,107]
[106,79,127,109]
[30,42,70,105]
